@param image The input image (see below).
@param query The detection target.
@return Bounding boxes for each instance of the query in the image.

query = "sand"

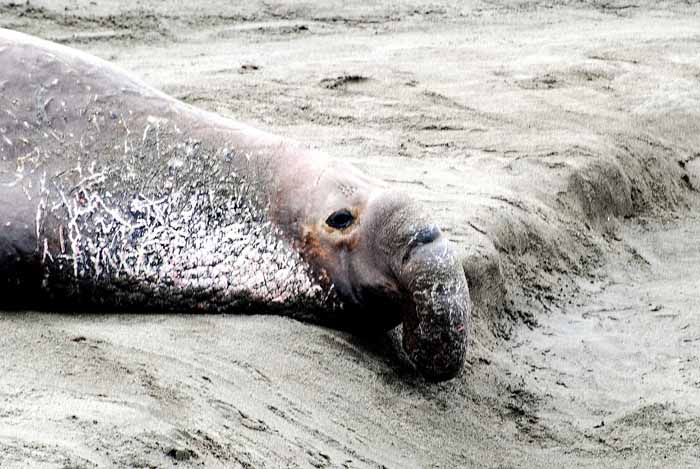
[1,1,699,467]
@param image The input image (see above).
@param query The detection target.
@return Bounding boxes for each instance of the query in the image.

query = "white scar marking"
[42,238,54,263]
[59,225,66,254]
[142,124,151,143]
[35,199,42,241]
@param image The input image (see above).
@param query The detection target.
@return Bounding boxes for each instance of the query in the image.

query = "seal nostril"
[414,225,440,245]
[403,224,441,264]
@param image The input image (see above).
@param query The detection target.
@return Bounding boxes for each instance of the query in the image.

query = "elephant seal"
[0,28,469,381]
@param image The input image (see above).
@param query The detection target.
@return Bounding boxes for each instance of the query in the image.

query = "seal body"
[0,29,470,381]
[0,31,326,315]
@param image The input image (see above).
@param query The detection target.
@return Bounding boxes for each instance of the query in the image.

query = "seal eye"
[325,209,354,230]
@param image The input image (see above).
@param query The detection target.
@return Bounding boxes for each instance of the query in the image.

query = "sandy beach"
[1,1,699,467]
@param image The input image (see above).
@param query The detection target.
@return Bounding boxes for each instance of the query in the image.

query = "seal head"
[284,163,470,381]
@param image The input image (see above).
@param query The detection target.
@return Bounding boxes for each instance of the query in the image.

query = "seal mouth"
[398,239,469,381]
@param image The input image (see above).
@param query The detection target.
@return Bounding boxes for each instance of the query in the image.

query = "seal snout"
[397,236,469,382]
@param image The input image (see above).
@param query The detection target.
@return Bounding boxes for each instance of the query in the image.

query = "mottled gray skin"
[0,29,469,381]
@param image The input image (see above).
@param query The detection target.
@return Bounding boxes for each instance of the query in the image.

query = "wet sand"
[1,1,699,467]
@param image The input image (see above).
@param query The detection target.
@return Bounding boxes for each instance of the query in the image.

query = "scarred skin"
[0,28,469,381]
